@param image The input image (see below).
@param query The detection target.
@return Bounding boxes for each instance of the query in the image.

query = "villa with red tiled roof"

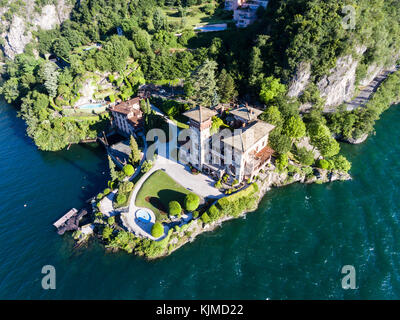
[109,97,143,137]
[180,105,275,183]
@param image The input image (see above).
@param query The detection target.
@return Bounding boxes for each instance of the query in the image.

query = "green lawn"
[135,170,196,221]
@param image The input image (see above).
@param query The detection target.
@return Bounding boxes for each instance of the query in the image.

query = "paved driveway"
[155,155,223,199]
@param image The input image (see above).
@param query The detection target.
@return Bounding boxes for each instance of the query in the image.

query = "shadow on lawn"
[146,196,167,215]
[158,189,188,208]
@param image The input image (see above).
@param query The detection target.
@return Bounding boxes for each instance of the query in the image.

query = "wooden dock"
[53,208,78,229]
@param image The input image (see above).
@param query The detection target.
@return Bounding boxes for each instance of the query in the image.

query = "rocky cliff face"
[316,53,361,109]
[0,0,73,59]
[287,62,311,98]
[287,45,398,111]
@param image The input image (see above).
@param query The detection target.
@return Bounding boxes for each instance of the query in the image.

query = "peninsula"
[1,0,400,259]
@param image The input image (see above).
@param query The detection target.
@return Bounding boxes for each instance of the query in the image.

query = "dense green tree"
[269,131,292,155]
[41,61,59,98]
[108,216,115,226]
[102,226,113,240]
[217,69,237,103]
[0,78,19,103]
[248,46,264,93]
[169,201,182,216]
[259,77,287,105]
[132,29,151,52]
[151,222,164,238]
[152,8,167,32]
[141,160,153,173]
[188,59,218,107]
[119,181,134,194]
[123,164,135,176]
[308,123,340,158]
[52,37,71,59]
[97,36,132,72]
[184,193,200,211]
[116,193,127,206]
[316,159,331,170]
[283,115,306,140]
[208,205,221,222]
[275,153,289,172]
[331,155,351,172]
[260,106,284,127]
[201,212,211,224]
[294,147,315,166]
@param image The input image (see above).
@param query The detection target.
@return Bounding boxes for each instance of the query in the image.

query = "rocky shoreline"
[148,167,351,260]
[88,164,350,260]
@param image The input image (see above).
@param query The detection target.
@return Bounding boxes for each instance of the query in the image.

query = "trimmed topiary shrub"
[184,193,200,211]
[169,201,182,216]
[103,188,111,195]
[123,164,135,176]
[151,222,164,238]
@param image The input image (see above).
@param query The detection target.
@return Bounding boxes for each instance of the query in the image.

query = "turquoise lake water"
[0,100,399,299]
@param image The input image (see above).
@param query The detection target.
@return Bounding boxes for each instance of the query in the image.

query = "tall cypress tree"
[129,135,141,165]
[108,155,118,181]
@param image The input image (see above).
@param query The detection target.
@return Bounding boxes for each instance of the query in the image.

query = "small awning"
[254,146,274,163]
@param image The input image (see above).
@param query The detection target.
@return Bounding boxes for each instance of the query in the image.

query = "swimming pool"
[136,209,151,223]
[79,103,104,110]
[194,24,227,32]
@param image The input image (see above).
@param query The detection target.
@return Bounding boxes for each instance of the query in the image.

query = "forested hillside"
[0,0,399,151]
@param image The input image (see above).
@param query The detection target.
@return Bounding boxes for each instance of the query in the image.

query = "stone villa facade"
[180,106,275,183]
[225,0,269,28]
[109,97,143,137]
